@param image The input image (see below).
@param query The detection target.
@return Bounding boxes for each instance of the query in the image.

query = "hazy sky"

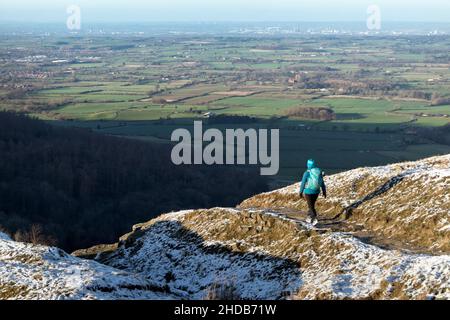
[1,0,450,23]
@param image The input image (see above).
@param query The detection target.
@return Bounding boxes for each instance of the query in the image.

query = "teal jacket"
[299,159,327,196]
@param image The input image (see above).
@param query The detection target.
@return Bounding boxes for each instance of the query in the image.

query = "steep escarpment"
[240,155,450,253]
[0,232,173,299]
[0,111,268,252]
[2,154,450,300]
[74,207,450,300]
[74,209,303,299]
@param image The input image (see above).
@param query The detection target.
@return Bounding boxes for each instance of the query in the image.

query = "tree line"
[0,111,268,251]
[285,106,336,121]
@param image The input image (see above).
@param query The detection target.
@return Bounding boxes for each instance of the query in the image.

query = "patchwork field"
[1,33,449,185]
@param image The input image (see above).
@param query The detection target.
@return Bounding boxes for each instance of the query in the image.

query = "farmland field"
[1,29,449,186]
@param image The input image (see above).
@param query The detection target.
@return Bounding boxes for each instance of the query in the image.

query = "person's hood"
[307,159,316,169]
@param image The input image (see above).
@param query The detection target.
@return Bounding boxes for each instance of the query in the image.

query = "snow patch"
[0,232,11,241]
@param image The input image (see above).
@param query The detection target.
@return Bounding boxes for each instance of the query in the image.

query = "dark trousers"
[304,193,319,219]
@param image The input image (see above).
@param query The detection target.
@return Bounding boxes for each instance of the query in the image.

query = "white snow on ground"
[269,154,450,197]
[0,232,11,241]
[102,218,302,299]
[0,236,174,300]
[240,154,450,252]
[298,229,450,299]
[96,207,450,300]
[1,155,449,300]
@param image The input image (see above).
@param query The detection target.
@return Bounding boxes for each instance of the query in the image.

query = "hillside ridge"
[2,154,449,300]
[240,154,450,253]
[72,154,449,299]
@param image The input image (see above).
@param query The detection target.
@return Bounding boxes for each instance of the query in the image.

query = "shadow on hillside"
[336,171,410,219]
[101,219,303,300]
[0,111,269,252]
[50,117,450,179]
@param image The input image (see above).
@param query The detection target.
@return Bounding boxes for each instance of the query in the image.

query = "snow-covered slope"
[0,232,11,241]
[2,154,450,300]
[81,209,302,300]
[0,232,173,299]
[241,154,450,253]
[76,207,450,300]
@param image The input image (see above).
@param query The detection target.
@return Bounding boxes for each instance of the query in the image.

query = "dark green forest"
[0,111,268,251]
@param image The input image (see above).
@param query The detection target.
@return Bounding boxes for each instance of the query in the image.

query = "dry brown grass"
[0,282,30,299]
[239,159,450,254]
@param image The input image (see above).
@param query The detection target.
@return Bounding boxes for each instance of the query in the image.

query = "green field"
[1,33,449,185]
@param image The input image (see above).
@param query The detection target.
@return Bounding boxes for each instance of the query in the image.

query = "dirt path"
[244,207,435,255]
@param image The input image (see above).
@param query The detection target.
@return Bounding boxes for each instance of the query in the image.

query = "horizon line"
[1,20,450,24]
